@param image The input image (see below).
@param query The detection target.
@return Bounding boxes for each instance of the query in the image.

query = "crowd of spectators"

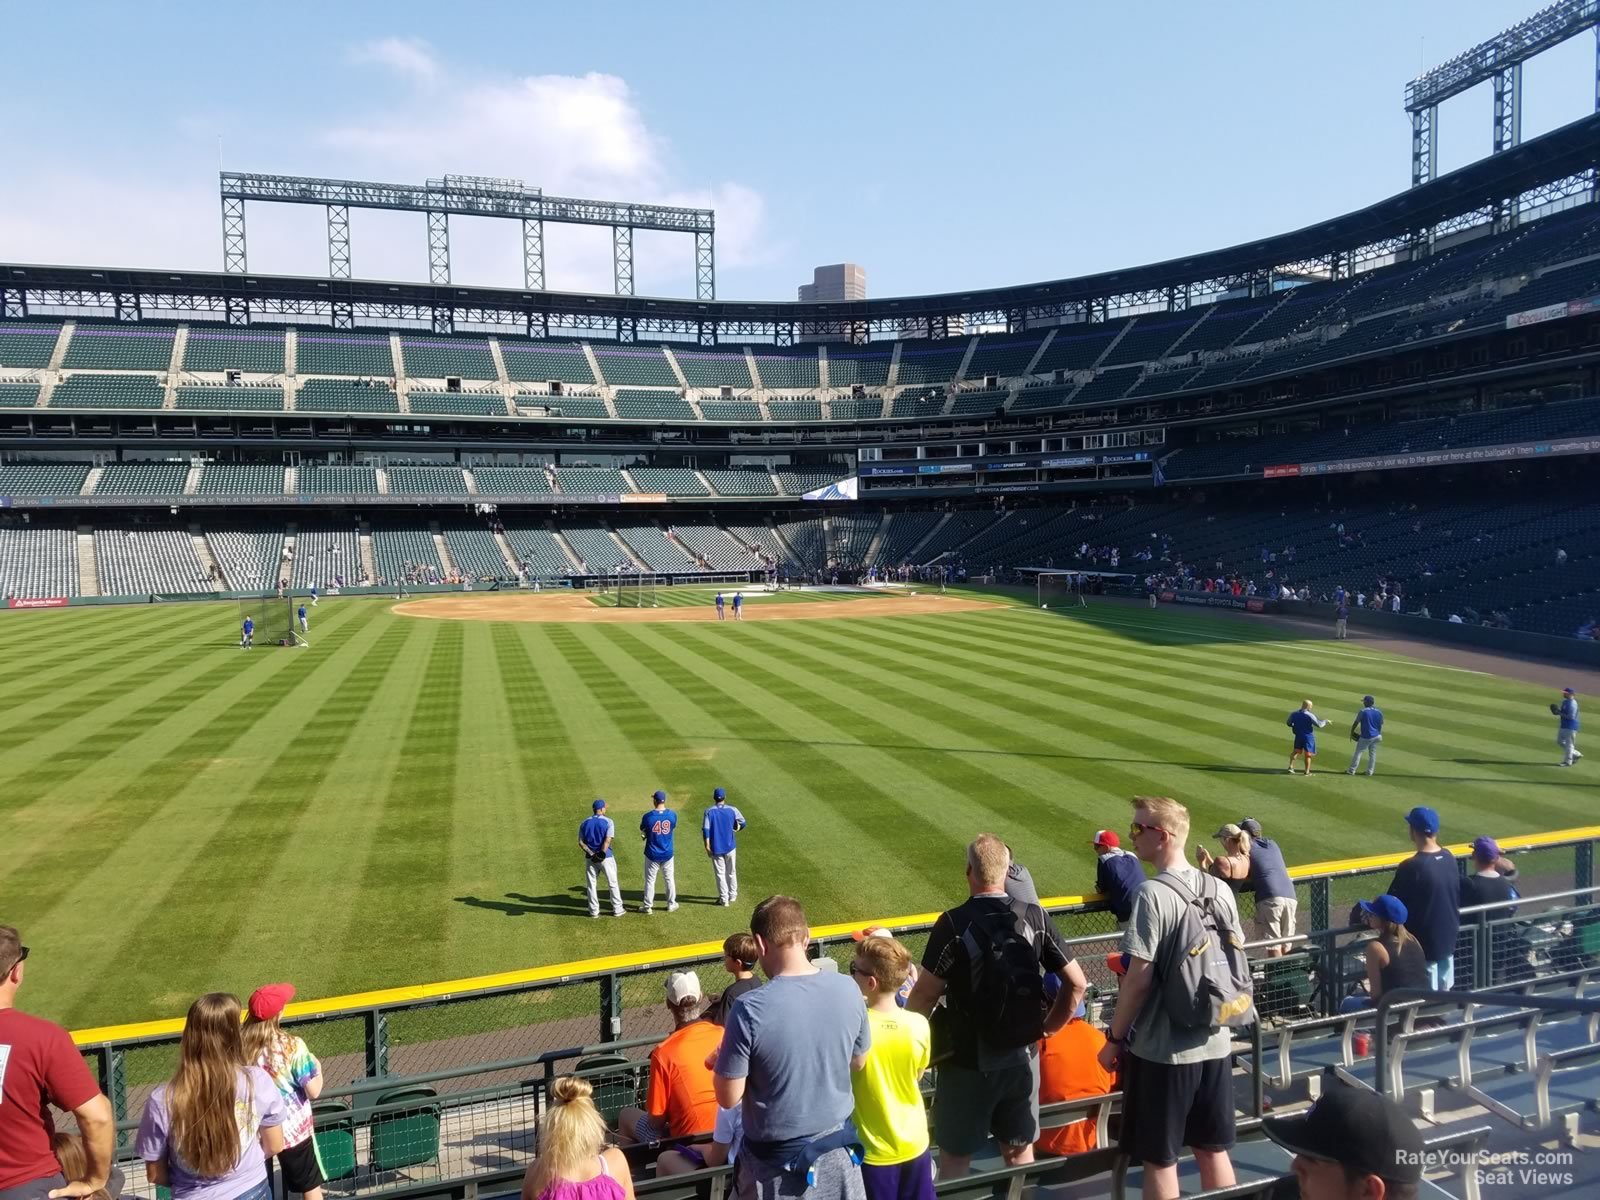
[0,800,1541,1200]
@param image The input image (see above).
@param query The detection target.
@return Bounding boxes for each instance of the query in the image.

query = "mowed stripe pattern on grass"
[0,596,1588,1029]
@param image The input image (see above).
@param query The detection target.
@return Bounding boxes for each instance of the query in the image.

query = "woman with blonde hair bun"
[521,1077,635,1200]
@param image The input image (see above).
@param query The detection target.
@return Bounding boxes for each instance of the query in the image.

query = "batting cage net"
[614,574,659,609]
[1035,570,1088,610]
[238,595,304,647]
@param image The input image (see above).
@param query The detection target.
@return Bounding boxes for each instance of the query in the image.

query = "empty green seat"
[674,350,752,389]
[829,397,884,421]
[768,398,823,421]
[0,383,41,408]
[408,391,508,417]
[311,1099,358,1183]
[295,333,395,376]
[368,1085,441,1173]
[399,337,496,379]
[61,325,175,370]
[501,342,595,384]
[592,346,677,387]
[296,379,400,413]
[612,390,694,421]
[174,386,284,411]
[50,375,164,409]
[183,328,286,373]
[753,353,820,389]
[698,401,763,423]
[0,325,63,368]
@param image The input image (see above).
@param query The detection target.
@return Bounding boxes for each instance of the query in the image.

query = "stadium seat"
[50,375,164,409]
[0,525,79,598]
[704,469,778,496]
[767,397,824,421]
[367,1085,442,1173]
[612,390,695,421]
[474,467,555,496]
[371,525,445,581]
[0,383,42,408]
[294,333,396,376]
[61,324,175,370]
[752,352,821,389]
[183,327,286,373]
[398,336,496,379]
[556,467,632,494]
[174,385,285,411]
[310,1099,358,1183]
[627,468,709,496]
[674,350,752,390]
[0,324,63,369]
[296,379,400,414]
[825,350,891,387]
[500,341,596,384]
[697,400,763,423]
[592,346,678,387]
[616,525,698,571]
[408,391,509,417]
[387,466,468,496]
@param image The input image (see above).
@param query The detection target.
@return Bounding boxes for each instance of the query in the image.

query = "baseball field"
[1,584,1589,1031]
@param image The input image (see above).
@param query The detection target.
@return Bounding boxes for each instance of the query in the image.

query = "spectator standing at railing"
[1196,820,1297,957]
[847,936,934,1200]
[0,926,115,1200]
[1090,831,1143,931]
[709,933,761,1025]
[1458,838,1518,914]
[241,985,324,1200]
[1385,807,1460,990]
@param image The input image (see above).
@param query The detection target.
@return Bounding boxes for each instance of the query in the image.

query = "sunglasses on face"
[1129,821,1170,839]
[847,962,870,978]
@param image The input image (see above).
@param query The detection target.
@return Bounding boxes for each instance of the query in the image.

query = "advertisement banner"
[1291,436,1600,478]
[1263,464,1301,478]
[1505,302,1571,330]
[620,492,665,503]
[1166,589,1276,613]
[916,462,974,475]
[8,596,69,609]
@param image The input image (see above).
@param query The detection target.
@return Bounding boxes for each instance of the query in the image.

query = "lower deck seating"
[441,525,511,578]
[94,527,210,595]
[197,464,284,495]
[672,526,764,571]
[615,525,698,572]
[502,525,574,576]
[207,528,285,591]
[560,525,634,573]
[774,518,827,568]
[704,469,778,496]
[0,525,79,598]
[372,526,445,583]
[0,463,91,495]
[290,524,361,589]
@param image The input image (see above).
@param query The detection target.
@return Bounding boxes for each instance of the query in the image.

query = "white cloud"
[349,37,439,84]
[0,47,770,298]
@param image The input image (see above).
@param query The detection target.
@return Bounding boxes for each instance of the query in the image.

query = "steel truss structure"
[1407,0,1600,186]
[6,116,1598,344]
[217,171,717,301]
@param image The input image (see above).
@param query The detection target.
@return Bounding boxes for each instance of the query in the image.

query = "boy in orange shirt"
[1036,974,1115,1157]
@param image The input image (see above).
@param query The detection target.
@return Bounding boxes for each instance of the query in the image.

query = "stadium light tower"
[217,171,717,314]
[1406,0,1600,187]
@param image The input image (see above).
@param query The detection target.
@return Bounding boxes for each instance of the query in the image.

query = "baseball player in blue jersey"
[1347,694,1384,776]
[579,799,625,918]
[1554,686,1582,766]
[310,585,319,607]
[1286,699,1329,775]
[241,615,254,649]
[639,789,679,913]
[731,591,743,621]
[715,592,726,621]
[702,786,746,905]
[298,603,309,634]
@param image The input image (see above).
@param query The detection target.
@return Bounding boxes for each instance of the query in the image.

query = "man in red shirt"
[0,926,113,1200]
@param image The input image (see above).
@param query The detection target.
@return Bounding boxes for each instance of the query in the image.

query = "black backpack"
[953,905,1048,1051]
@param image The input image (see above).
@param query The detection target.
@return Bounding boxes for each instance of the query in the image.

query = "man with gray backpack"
[1098,797,1254,1200]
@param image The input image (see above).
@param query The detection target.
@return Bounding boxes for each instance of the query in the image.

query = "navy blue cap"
[1404,806,1440,836]
[713,787,726,801]
[1263,1078,1423,1184]
[1363,695,1375,706]
[652,790,667,804]
[1358,894,1408,924]
[592,798,606,812]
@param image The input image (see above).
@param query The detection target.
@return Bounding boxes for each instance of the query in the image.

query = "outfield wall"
[1280,599,1600,667]
[72,825,1598,1128]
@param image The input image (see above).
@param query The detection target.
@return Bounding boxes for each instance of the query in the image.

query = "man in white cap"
[617,971,723,1146]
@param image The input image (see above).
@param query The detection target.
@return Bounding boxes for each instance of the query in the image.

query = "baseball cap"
[665,971,703,1005]
[1214,822,1244,841]
[1472,836,1501,861]
[851,926,893,943]
[592,798,606,812]
[652,790,667,804]
[1263,1078,1423,1184]
[1564,687,1576,695]
[1238,818,1262,837]
[1404,806,1440,836]
[1091,830,1120,849]
[713,787,726,801]
[248,983,295,1021]
[1357,894,1409,924]
[1362,695,1375,706]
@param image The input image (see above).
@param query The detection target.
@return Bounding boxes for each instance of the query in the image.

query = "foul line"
[1013,606,1491,676]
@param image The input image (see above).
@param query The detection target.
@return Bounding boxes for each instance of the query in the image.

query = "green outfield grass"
[0,590,1589,1031]
[589,583,880,608]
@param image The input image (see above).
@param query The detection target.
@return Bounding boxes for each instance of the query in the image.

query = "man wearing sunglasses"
[1098,799,1243,1200]
[0,927,115,1200]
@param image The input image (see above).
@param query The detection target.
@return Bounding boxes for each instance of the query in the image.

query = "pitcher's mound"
[393,591,1004,623]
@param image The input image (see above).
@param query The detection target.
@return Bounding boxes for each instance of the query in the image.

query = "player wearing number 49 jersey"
[640,790,679,914]
[702,787,747,906]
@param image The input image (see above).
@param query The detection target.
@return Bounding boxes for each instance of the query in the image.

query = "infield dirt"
[391,590,1005,623]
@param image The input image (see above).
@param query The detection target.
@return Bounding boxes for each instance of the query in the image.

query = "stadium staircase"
[358,529,377,582]
[744,348,763,390]
[283,328,297,375]
[79,466,103,496]
[659,345,690,390]
[607,527,649,570]
[284,465,298,494]
[487,338,510,384]
[462,469,479,495]
[817,345,830,389]
[492,528,520,572]
[75,529,99,597]
[182,464,201,495]
[692,468,715,495]
[1092,320,1134,367]
[431,524,457,576]
[885,341,902,388]
[190,530,223,591]
[551,529,586,572]
[580,343,606,388]
[47,322,73,370]
[953,335,979,383]
[862,516,888,566]
[375,469,390,495]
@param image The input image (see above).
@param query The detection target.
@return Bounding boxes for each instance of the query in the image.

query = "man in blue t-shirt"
[702,787,747,906]
[1334,602,1350,641]
[731,591,744,621]
[639,790,679,914]
[298,603,309,634]
[241,615,254,649]
[1555,687,1582,767]
[1347,695,1384,776]
[579,799,625,918]
[715,592,726,622]
[1386,806,1459,990]
[1285,700,1329,775]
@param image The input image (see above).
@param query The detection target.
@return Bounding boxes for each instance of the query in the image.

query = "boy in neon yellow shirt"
[849,934,934,1200]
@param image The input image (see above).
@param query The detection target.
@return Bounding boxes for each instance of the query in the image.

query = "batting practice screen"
[238,595,298,646]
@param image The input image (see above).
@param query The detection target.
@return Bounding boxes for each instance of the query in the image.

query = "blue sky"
[3,1,1596,302]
